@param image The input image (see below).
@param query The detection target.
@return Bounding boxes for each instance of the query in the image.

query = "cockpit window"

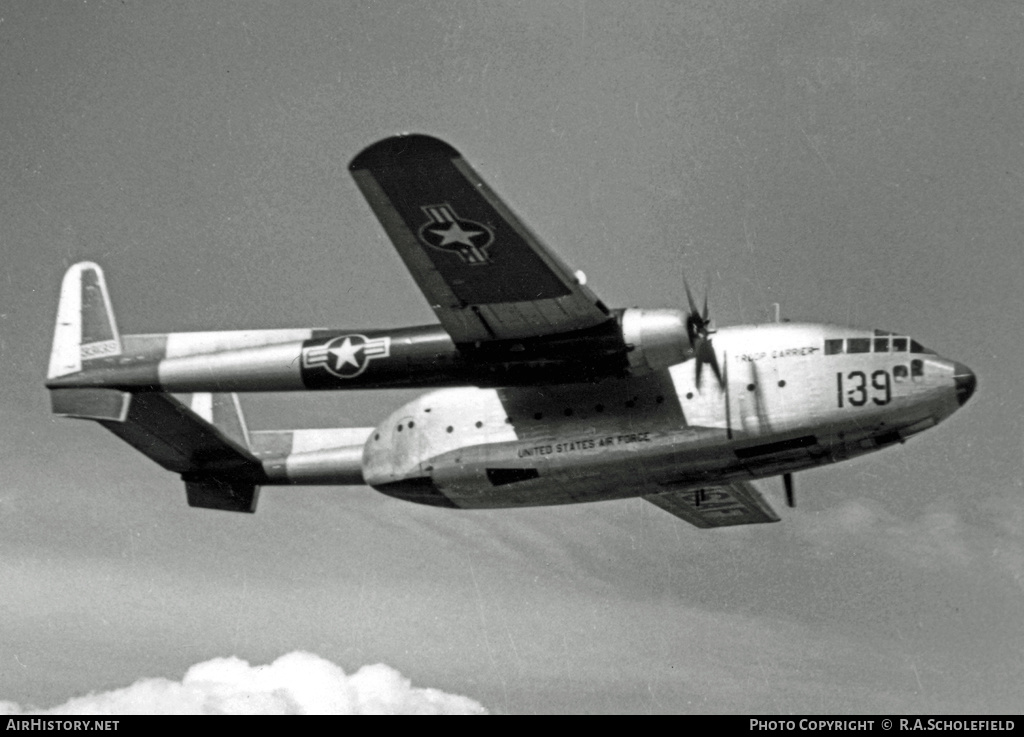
[825,335,922,355]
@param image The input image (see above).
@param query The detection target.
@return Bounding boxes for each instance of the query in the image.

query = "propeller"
[684,280,724,390]
[783,472,795,508]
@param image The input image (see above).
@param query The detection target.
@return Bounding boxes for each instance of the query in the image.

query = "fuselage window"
[911,359,924,377]
[893,365,908,381]
[874,338,889,352]
[892,338,908,352]
[847,338,871,354]
[825,339,844,355]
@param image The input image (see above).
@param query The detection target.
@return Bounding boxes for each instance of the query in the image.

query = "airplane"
[44,134,977,527]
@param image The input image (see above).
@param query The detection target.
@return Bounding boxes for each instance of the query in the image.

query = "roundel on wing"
[417,203,494,265]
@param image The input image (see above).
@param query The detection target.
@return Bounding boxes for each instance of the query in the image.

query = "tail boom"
[46,262,628,394]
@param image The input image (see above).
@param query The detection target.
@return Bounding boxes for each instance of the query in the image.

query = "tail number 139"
[836,370,891,407]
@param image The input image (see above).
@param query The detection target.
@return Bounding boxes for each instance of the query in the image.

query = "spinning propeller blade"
[684,279,724,390]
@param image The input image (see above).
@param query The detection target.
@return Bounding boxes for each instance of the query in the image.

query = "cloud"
[793,486,1024,588]
[984,491,1024,590]
[793,499,974,569]
[0,652,487,715]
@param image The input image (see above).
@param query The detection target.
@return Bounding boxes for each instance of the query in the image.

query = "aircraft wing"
[642,481,781,528]
[349,134,615,345]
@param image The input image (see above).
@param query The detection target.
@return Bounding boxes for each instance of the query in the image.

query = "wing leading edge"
[349,134,614,345]
[643,481,781,528]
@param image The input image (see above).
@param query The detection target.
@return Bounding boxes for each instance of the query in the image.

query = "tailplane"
[50,387,266,513]
[45,263,370,512]
[48,262,122,380]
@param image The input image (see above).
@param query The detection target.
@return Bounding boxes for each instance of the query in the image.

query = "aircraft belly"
[426,427,737,509]
[361,349,964,510]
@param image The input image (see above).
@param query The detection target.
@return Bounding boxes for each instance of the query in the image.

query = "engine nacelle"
[620,308,691,373]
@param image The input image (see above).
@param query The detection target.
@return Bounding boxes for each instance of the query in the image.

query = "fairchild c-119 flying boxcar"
[46,134,976,528]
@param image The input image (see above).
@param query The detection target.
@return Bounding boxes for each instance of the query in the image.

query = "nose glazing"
[952,362,977,406]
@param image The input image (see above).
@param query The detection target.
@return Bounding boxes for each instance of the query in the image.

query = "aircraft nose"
[952,362,977,406]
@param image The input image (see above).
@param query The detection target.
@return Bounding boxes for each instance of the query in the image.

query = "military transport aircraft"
[45,134,977,527]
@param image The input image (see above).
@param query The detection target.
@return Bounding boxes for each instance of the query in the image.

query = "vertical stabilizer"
[189,393,252,450]
[48,262,122,380]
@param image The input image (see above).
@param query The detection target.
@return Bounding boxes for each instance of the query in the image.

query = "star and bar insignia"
[302,335,391,379]
[417,204,494,265]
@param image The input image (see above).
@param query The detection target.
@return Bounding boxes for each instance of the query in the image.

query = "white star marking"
[328,338,362,371]
[430,221,483,247]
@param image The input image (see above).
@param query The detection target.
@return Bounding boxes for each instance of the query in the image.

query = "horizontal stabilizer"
[51,388,267,513]
[51,387,130,421]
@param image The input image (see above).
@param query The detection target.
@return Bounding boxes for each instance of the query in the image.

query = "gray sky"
[1,0,1022,714]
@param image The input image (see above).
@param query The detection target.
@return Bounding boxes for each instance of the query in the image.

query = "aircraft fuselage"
[260,322,971,511]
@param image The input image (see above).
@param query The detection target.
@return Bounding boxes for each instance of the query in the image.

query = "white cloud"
[793,500,975,569]
[0,652,487,715]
